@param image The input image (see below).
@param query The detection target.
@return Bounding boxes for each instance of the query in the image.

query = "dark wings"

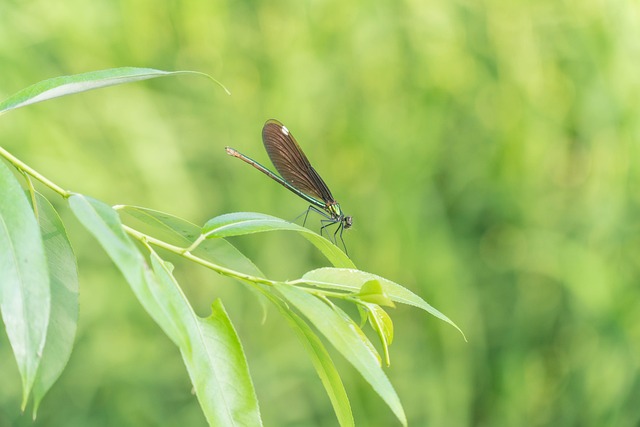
[262,119,335,204]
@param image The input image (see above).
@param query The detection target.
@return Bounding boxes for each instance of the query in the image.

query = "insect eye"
[345,216,353,228]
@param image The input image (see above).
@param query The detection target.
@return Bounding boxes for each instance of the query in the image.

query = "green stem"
[186,234,206,252]
[288,285,354,300]
[0,145,70,197]
[20,170,39,219]
[121,224,276,287]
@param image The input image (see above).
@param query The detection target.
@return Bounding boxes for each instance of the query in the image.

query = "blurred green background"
[1,0,639,425]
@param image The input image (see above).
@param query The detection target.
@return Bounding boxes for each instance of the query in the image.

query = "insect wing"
[262,119,334,203]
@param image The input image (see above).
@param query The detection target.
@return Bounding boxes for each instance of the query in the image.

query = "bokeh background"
[1,0,639,425]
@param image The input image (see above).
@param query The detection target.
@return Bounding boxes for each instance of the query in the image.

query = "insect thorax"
[326,202,344,220]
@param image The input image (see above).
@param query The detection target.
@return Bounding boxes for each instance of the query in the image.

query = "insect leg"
[292,205,315,226]
[320,218,340,242]
[337,222,348,255]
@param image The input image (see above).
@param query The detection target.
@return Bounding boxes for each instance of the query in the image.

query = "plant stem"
[122,224,276,287]
[20,170,39,219]
[0,145,70,197]
[288,285,353,300]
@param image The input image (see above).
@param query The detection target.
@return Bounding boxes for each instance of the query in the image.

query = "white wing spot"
[281,125,289,135]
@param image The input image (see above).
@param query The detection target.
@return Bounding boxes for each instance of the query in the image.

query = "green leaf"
[69,194,263,425]
[117,205,264,277]
[300,268,466,340]
[357,304,368,328]
[275,284,407,426]
[366,304,394,366]
[68,194,144,284]
[32,193,79,417]
[258,288,354,427]
[0,161,51,408]
[203,212,355,268]
[358,280,395,308]
[69,194,183,343]
[150,254,263,427]
[0,67,228,115]
[116,205,202,247]
[117,205,269,321]
[370,305,394,346]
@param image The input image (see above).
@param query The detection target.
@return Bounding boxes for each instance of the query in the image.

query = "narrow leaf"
[258,288,354,427]
[275,284,407,426]
[370,305,394,346]
[203,212,355,268]
[69,194,262,425]
[0,161,51,408]
[357,304,368,328]
[69,194,183,344]
[300,268,466,340]
[117,205,263,276]
[358,280,395,308]
[32,194,79,416]
[116,204,202,247]
[150,253,263,427]
[117,205,269,320]
[0,67,228,115]
[366,304,393,366]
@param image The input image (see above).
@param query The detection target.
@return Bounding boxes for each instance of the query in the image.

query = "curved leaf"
[116,204,202,247]
[32,193,79,416]
[69,194,262,425]
[150,254,262,427]
[0,161,50,408]
[203,212,355,268]
[117,205,263,276]
[358,280,395,307]
[275,283,406,426]
[117,205,269,320]
[258,288,354,427]
[298,268,466,340]
[0,67,228,115]
[69,194,183,342]
[366,304,393,366]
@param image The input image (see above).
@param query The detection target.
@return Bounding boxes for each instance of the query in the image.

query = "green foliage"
[0,162,51,410]
[0,69,459,426]
[0,68,227,115]
[1,1,638,425]
[275,283,406,425]
[31,193,78,416]
[202,212,355,268]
